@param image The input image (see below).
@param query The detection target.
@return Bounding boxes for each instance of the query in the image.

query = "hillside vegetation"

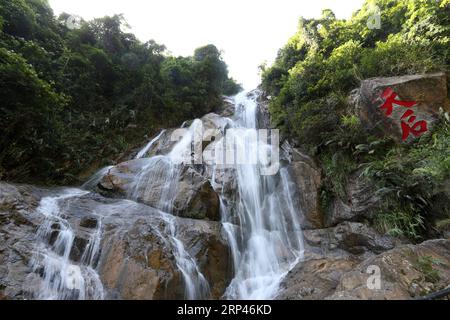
[0,0,241,184]
[261,0,450,241]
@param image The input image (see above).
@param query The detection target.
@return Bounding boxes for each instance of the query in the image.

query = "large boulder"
[135,129,179,159]
[67,194,229,299]
[216,97,235,118]
[356,72,448,143]
[98,160,220,221]
[97,205,230,299]
[277,222,399,300]
[176,219,232,299]
[174,166,220,221]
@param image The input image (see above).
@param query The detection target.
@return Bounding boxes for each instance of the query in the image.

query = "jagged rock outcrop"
[175,219,232,299]
[356,72,448,143]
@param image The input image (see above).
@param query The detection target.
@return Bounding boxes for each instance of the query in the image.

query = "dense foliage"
[262,0,450,240]
[0,0,241,184]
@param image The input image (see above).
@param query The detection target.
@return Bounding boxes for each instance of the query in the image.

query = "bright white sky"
[49,0,365,89]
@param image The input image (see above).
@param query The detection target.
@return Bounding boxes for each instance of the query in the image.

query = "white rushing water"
[157,212,210,300]
[127,119,212,299]
[218,91,305,299]
[32,189,105,300]
[135,129,166,159]
[81,166,114,191]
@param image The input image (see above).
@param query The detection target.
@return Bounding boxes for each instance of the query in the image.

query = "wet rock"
[142,129,179,157]
[199,113,232,152]
[356,72,449,143]
[79,217,98,229]
[132,111,232,161]
[0,183,230,300]
[98,217,183,300]
[176,219,232,299]
[97,112,231,222]
[98,160,220,221]
[216,97,235,117]
[96,200,229,299]
[174,166,220,221]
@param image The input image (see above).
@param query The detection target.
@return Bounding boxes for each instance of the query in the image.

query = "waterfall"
[158,212,210,300]
[135,129,166,159]
[81,166,114,191]
[127,119,211,300]
[31,189,105,300]
[218,91,304,300]
[30,91,303,300]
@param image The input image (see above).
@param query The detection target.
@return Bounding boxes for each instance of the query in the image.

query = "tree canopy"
[0,0,242,184]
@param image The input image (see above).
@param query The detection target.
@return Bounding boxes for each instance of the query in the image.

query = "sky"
[49,0,365,89]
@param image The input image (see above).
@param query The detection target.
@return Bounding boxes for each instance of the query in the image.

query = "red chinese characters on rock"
[379,88,428,141]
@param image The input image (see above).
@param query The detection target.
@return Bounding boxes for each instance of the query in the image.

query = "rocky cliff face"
[0,182,231,299]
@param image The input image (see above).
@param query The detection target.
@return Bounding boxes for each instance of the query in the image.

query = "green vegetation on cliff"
[262,0,450,241]
[0,0,241,184]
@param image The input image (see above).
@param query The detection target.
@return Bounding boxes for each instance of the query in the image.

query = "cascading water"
[129,119,204,211]
[81,166,114,191]
[31,189,105,300]
[126,119,211,300]
[216,91,305,299]
[157,212,210,300]
[135,129,166,159]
